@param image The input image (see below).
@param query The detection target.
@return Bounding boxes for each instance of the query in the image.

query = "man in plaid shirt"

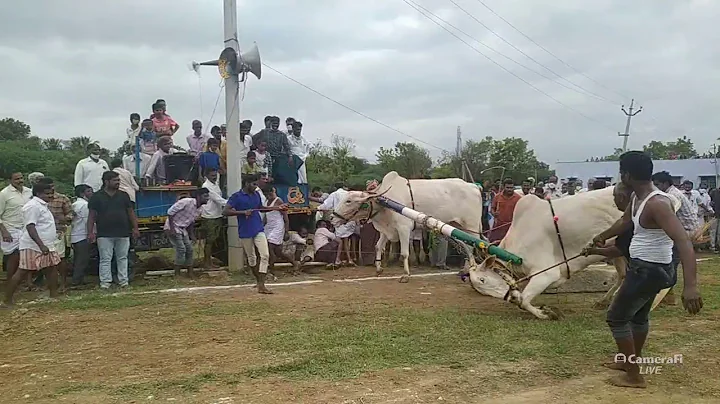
[164,188,210,278]
[652,171,699,306]
[36,177,73,289]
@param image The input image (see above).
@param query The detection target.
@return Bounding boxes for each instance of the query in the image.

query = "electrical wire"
[262,62,448,152]
[411,0,615,105]
[402,0,616,132]
[471,0,631,102]
[467,0,674,134]
[204,79,225,134]
[446,0,618,104]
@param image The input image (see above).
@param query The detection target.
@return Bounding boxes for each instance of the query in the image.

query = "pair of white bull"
[332,171,658,320]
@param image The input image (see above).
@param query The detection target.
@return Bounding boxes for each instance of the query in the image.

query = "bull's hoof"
[375,267,384,276]
[539,305,563,320]
[593,300,610,310]
[398,275,410,283]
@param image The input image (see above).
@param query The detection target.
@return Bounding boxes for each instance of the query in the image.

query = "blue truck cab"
[134,184,198,252]
[132,138,314,251]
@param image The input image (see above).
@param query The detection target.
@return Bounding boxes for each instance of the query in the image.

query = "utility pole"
[192,0,262,271]
[618,99,642,152]
[222,0,243,272]
[712,143,719,189]
[456,126,463,179]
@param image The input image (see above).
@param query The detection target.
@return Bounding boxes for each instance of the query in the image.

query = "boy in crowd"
[243,151,261,175]
[138,118,157,155]
[199,138,222,177]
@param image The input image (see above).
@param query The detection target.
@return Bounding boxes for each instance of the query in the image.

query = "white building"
[554,158,720,189]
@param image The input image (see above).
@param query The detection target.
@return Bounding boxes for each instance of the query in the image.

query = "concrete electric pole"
[191,0,262,271]
[456,126,463,179]
[618,99,642,152]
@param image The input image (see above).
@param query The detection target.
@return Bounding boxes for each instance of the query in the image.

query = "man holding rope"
[224,173,287,294]
[590,151,702,389]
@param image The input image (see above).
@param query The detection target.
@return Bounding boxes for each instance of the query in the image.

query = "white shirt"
[313,227,336,251]
[698,190,713,216]
[289,232,306,245]
[543,185,563,200]
[240,135,253,161]
[123,153,150,178]
[288,134,310,160]
[254,151,269,174]
[186,133,211,155]
[683,189,701,216]
[201,179,227,219]
[255,186,267,221]
[145,148,173,180]
[19,197,57,252]
[126,126,141,145]
[70,198,89,244]
[74,157,110,192]
[0,185,32,230]
[318,188,348,211]
[113,167,140,203]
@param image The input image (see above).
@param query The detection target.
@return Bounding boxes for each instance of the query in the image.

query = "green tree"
[430,137,552,183]
[594,136,698,161]
[487,137,543,183]
[0,117,31,141]
[600,148,624,161]
[643,136,696,159]
[42,138,64,151]
[68,136,94,154]
[376,142,432,179]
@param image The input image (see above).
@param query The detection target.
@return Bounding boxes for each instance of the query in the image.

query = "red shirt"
[151,114,178,137]
[491,192,522,224]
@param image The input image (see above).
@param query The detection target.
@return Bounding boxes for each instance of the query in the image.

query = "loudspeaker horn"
[238,42,262,80]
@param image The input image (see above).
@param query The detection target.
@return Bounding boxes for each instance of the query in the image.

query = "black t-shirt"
[711,189,720,218]
[88,190,133,238]
[615,225,633,260]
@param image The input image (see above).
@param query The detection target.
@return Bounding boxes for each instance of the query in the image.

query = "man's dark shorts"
[607,257,677,337]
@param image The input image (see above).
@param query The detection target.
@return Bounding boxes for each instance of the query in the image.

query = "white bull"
[467,186,627,320]
[332,171,483,282]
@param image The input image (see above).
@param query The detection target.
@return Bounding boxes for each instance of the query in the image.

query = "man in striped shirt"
[165,188,210,278]
[651,171,699,306]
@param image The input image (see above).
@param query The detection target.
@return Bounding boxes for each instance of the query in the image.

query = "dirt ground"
[1,263,719,404]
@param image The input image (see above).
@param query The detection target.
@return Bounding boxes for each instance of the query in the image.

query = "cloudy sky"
[1,0,718,166]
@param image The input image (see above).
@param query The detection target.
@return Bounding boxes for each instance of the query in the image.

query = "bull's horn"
[367,185,392,198]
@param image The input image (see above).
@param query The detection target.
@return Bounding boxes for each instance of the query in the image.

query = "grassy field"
[0,258,719,403]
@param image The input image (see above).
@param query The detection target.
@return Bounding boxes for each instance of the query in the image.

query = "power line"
[410,0,614,105]
[472,0,630,102]
[447,0,618,104]
[402,0,616,131]
[262,62,447,152]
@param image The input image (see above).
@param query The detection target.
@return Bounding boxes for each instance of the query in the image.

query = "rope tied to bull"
[406,178,417,231]
[547,198,571,280]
